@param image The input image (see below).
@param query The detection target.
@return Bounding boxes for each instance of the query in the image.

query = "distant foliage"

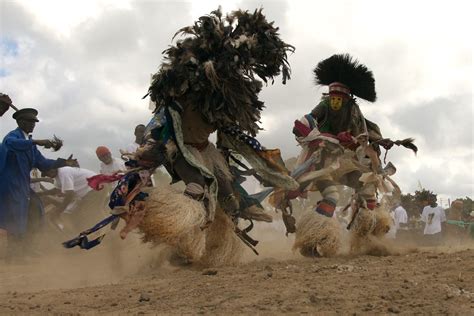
[400,189,437,217]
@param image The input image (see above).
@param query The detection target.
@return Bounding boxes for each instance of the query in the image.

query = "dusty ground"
[1,219,473,315]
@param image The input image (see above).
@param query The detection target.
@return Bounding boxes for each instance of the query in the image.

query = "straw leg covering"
[199,206,244,267]
[371,207,392,237]
[349,207,392,253]
[138,186,207,262]
[350,208,376,237]
[349,207,393,255]
[293,210,341,257]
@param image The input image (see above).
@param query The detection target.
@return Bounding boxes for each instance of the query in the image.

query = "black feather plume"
[395,138,418,155]
[313,54,376,102]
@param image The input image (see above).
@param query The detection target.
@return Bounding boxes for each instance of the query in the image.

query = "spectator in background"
[120,125,157,187]
[41,166,99,231]
[446,200,464,221]
[122,124,146,154]
[386,202,409,239]
[445,200,473,241]
[420,195,446,246]
[96,146,125,175]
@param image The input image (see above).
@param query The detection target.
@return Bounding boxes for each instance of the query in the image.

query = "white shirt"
[421,205,446,235]
[124,142,140,153]
[55,167,96,213]
[387,206,408,238]
[30,169,41,192]
[394,206,408,230]
[55,167,96,198]
[99,157,125,175]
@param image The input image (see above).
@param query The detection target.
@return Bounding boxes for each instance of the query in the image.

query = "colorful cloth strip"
[315,200,336,217]
[62,215,118,250]
[87,174,123,191]
[222,126,263,151]
[109,173,142,209]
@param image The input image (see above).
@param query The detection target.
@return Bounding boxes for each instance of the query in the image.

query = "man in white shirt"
[42,166,99,230]
[121,124,146,154]
[96,146,125,175]
[420,197,446,246]
[387,203,409,239]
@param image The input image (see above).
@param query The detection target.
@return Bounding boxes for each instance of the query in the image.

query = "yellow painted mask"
[330,96,344,111]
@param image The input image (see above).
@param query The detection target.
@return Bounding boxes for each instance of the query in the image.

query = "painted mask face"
[330,96,344,111]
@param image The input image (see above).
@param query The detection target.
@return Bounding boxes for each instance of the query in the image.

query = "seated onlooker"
[420,196,446,246]
[96,146,125,175]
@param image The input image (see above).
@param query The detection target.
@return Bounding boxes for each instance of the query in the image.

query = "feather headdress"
[313,54,376,102]
[147,8,294,136]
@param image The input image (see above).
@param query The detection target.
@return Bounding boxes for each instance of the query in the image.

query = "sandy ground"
[0,217,473,315]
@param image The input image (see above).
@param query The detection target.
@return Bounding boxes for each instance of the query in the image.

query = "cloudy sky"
[1,0,472,204]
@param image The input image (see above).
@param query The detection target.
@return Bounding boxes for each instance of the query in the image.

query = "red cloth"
[315,200,336,217]
[366,199,378,210]
[87,174,123,191]
[287,189,303,200]
[293,120,312,137]
[95,146,110,156]
[336,131,358,150]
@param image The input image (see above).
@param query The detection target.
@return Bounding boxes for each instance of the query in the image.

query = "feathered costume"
[145,7,297,220]
[64,8,298,265]
[271,54,416,257]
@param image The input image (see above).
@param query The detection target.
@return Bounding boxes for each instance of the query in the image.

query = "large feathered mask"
[147,8,294,136]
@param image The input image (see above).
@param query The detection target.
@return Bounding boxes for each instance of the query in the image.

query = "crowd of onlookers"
[386,196,474,245]
[0,92,150,262]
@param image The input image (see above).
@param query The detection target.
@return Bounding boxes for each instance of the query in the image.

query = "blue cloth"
[63,215,119,250]
[108,172,149,210]
[108,173,141,209]
[222,126,263,151]
[0,128,59,236]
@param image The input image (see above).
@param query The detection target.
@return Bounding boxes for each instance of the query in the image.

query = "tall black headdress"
[147,8,294,136]
[313,54,376,102]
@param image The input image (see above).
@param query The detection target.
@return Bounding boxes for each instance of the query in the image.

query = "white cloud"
[1,0,472,201]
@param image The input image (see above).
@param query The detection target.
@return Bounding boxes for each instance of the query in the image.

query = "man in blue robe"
[0,107,77,259]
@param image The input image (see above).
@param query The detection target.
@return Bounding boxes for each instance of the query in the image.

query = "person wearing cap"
[96,146,125,175]
[0,107,77,259]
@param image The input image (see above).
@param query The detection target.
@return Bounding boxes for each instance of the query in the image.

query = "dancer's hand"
[64,154,79,167]
[34,139,54,148]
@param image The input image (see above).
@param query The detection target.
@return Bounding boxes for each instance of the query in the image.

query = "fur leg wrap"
[199,207,244,266]
[351,208,377,238]
[293,210,341,257]
[138,187,207,262]
[371,208,392,237]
